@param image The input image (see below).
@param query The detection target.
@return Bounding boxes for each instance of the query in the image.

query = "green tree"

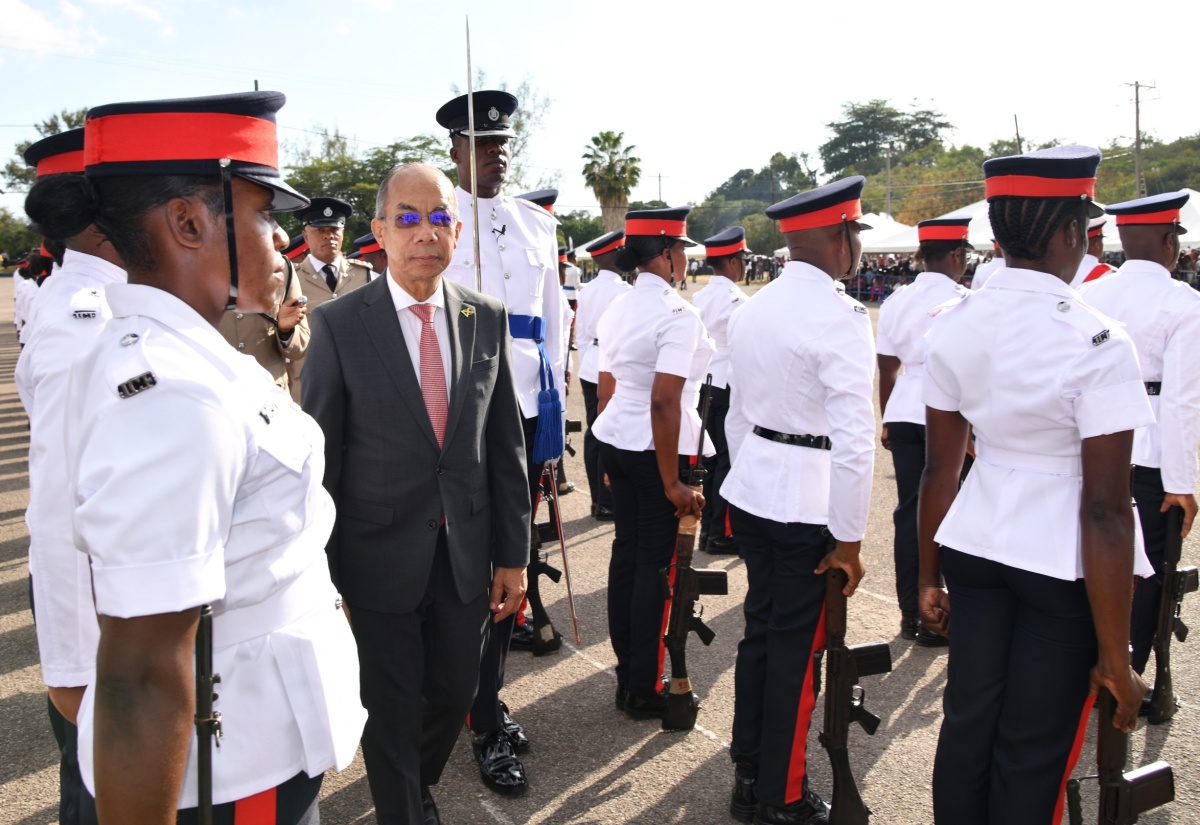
[582,131,642,232]
[4,108,89,191]
[819,100,951,178]
[0,207,39,263]
[555,209,604,251]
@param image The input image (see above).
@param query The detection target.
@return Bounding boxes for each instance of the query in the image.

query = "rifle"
[661,374,729,732]
[525,462,580,651]
[819,566,893,824]
[1065,689,1174,824]
[194,605,222,825]
[1147,505,1197,724]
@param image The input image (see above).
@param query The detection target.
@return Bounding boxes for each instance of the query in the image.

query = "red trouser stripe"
[1052,693,1097,825]
[656,547,678,692]
[234,786,277,825]
[785,603,828,804]
[724,505,732,538]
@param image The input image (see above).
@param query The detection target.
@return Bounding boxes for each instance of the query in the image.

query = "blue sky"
[2,0,1195,221]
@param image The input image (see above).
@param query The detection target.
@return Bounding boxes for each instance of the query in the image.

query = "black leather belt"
[1146,381,1162,396]
[753,426,831,450]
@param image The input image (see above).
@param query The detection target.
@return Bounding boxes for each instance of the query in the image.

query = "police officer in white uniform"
[1070,215,1116,288]
[919,146,1153,823]
[722,177,876,825]
[62,90,365,823]
[593,205,715,719]
[970,241,1004,289]
[17,128,124,825]
[691,226,751,555]
[875,217,971,647]
[437,89,564,794]
[1080,191,1200,686]
[576,229,631,520]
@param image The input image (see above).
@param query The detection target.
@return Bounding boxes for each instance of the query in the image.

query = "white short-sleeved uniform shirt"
[1082,259,1200,495]
[15,275,40,343]
[924,267,1156,581]
[971,257,1004,290]
[575,270,631,383]
[15,250,125,687]
[65,284,365,807]
[592,272,715,455]
[563,264,582,299]
[445,189,564,418]
[875,270,969,425]
[690,274,750,390]
[721,261,876,541]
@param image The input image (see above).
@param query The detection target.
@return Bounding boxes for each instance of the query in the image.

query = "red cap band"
[36,150,85,177]
[705,239,747,256]
[1087,226,1104,238]
[590,238,624,257]
[985,175,1095,200]
[558,254,568,263]
[625,218,687,237]
[358,242,382,255]
[918,225,970,242]
[1115,209,1181,226]
[778,199,863,233]
[85,112,280,169]
[285,243,309,260]
[542,204,555,214]
[39,244,50,257]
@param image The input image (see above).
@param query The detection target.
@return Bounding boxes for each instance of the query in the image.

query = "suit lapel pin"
[461,306,475,318]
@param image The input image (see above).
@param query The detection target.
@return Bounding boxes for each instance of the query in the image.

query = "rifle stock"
[1148,505,1196,724]
[1096,689,1174,824]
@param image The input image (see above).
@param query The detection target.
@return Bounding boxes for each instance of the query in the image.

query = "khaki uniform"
[218,264,310,395]
[289,255,372,401]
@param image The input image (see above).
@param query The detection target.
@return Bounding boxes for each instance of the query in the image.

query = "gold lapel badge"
[461,306,475,318]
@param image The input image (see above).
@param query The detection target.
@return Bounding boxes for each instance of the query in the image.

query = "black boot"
[730,761,758,822]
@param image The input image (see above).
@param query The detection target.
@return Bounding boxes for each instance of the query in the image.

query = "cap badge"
[488,107,499,122]
[323,207,333,217]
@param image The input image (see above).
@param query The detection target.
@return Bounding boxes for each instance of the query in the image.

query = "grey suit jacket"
[302,276,530,613]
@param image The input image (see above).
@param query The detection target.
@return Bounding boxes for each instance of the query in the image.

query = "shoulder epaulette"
[1051,297,1112,346]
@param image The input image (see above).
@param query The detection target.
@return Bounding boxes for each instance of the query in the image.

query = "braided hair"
[614,234,674,273]
[988,197,1086,260]
[914,239,963,265]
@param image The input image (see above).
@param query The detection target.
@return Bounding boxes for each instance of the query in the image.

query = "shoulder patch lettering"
[72,309,97,320]
[116,372,157,399]
[1092,329,1111,346]
[854,304,867,314]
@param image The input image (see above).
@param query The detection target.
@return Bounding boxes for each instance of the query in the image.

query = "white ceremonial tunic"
[690,274,750,389]
[15,275,39,344]
[563,264,582,300]
[971,257,1004,290]
[592,272,715,455]
[445,188,564,418]
[575,269,631,383]
[1070,253,1113,289]
[1082,259,1200,494]
[722,262,877,541]
[15,250,125,687]
[65,284,365,807]
[924,267,1156,580]
[875,270,969,425]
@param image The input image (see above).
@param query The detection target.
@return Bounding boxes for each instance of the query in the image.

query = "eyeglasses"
[394,209,455,229]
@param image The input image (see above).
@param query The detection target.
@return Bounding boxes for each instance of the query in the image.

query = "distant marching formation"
[10,81,1197,825]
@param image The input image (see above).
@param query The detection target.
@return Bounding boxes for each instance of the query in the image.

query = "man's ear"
[449,139,461,165]
[162,195,210,252]
[370,217,388,250]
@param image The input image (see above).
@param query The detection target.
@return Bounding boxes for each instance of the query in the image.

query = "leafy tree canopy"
[819,99,951,178]
[4,108,89,191]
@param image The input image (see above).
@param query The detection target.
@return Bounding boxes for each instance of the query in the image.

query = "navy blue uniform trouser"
[933,549,1096,824]
[887,421,925,616]
[81,771,323,824]
[729,508,828,808]
[1131,465,1168,675]
[700,384,732,542]
[581,380,613,510]
[602,444,686,700]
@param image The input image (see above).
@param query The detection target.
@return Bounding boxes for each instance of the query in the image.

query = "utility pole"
[1013,115,1022,154]
[658,173,662,203]
[884,142,893,218]
[254,79,259,91]
[1125,80,1155,198]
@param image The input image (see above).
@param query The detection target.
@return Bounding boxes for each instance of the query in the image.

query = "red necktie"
[408,303,448,447]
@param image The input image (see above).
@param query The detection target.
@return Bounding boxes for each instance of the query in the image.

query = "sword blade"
[545,462,581,645]
[465,16,482,293]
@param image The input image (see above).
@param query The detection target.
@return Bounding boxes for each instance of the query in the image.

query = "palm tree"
[582,131,641,232]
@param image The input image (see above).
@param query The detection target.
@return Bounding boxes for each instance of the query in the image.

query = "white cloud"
[0,0,107,60]
[83,0,175,35]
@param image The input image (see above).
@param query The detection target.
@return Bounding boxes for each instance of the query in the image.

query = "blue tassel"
[532,387,564,464]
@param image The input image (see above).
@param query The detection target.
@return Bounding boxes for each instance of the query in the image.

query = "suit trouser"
[699,385,732,542]
[1131,465,1168,675]
[728,508,827,807]
[580,380,613,510]
[933,549,1096,825]
[354,531,490,824]
[602,444,685,700]
[469,413,541,733]
[887,421,925,616]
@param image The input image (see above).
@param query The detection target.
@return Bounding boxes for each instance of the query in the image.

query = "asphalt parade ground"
[0,275,1196,824]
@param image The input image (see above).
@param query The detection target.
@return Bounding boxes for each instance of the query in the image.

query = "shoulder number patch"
[116,372,157,399]
[854,304,867,314]
[1092,329,1111,346]
[72,309,97,320]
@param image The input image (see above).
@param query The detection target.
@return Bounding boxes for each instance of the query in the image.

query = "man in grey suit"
[302,163,530,825]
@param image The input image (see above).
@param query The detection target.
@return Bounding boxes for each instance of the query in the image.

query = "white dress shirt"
[592,272,715,455]
[14,250,125,687]
[65,283,365,807]
[690,274,750,389]
[563,264,582,298]
[925,267,1156,580]
[1082,259,1200,494]
[971,256,1004,290]
[385,274,453,391]
[575,269,632,383]
[875,270,969,425]
[722,261,877,541]
[1070,253,1113,289]
[445,188,563,418]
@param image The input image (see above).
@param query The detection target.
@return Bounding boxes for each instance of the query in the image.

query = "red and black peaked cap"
[917,217,973,244]
[766,176,872,233]
[24,129,85,178]
[1107,191,1189,234]
[624,206,699,246]
[983,145,1103,218]
[353,232,381,255]
[703,225,748,257]
[517,188,558,213]
[83,91,308,212]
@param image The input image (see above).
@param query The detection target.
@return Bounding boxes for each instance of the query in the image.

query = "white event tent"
[773,212,912,258]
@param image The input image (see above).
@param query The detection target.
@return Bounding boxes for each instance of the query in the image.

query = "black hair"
[27,174,223,270]
[43,238,66,267]
[988,197,1087,261]
[914,239,963,265]
[613,235,673,273]
[705,251,743,269]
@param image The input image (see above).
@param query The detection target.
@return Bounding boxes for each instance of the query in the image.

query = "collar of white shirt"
[307,253,341,274]
[386,273,446,316]
[987,266,1076,297]
[781,259,839,285]
[60,249,126,285]
[913,271,959,289]
[1116,259,1173,280]
[596,269,622,283]
[634,271,671,290]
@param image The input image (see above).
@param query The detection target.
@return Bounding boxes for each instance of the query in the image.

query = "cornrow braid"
[989,197,1085,260]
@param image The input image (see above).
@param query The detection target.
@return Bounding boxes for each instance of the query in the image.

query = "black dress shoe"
[624,689,668,720]
[509,620,535,652]
[915,622,949,648]
[499,701,529,752]
[558,480,575,495]
[730,760,758,823]
[615,684,627,710]
[754,790,830,825]
[592,504,615,521]
[420,785,440,825]
[531,621,562,656]
[899,613,919,641]
[706,536,739,554]
[472,728,528,795]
